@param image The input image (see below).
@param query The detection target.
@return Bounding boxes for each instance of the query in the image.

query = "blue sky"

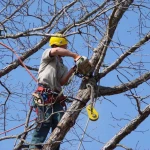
[1,1,150,150]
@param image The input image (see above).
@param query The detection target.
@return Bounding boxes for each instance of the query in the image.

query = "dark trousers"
[29,103,64,150]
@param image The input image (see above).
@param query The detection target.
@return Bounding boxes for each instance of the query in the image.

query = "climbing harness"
[32,83,85,124]
[32,84,86,107]
[32,84,67,126]
[32,84,67,106]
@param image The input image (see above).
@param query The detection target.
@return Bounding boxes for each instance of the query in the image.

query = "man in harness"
[29,33,91,150]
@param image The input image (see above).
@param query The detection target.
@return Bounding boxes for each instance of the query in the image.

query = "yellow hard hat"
[49,33,68,46]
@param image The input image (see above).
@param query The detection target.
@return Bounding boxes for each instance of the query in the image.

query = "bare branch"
[96,71,150,96]
[102,104,150,150]
[90,0,134,73]
[97,33,150,80]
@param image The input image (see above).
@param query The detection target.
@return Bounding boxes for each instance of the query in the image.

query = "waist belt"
[38,83,59,92]
[33,85,66,107]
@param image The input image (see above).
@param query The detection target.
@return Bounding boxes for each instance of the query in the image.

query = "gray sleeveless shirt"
[38,48,68,92]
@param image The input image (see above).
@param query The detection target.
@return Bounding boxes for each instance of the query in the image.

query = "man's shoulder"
[42,48,52,56]
[41,48,56,62]
[44,48,51,52]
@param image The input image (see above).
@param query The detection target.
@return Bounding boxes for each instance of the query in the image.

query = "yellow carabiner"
[86,104,99,121]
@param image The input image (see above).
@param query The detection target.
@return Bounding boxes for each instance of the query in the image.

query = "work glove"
[74,56,92,76]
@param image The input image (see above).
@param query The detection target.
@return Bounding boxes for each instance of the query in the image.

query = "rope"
[87,80,96,112]
[0,118,36,136]
[0,42,38,83]
[77,80,96,150]
[0,42,38,136]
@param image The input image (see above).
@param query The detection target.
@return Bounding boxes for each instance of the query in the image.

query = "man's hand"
[75,56,87,66]
[74,55,81,62]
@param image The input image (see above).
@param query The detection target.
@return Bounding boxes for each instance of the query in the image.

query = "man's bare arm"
[60,67,76,86]
[50,47,80,60]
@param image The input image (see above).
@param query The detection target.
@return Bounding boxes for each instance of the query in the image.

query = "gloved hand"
[75,56,87,65]
[74,56,92,76]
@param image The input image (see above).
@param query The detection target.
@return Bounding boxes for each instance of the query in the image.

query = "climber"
[29,33,91,150]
